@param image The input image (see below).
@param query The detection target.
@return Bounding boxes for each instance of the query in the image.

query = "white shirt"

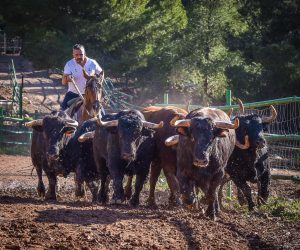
[63,57,102,94]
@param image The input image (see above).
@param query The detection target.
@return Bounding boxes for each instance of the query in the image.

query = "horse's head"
[84,74,103,116]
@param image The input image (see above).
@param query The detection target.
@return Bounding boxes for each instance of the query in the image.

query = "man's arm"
[62,74,72,85]
[62,62,72,85]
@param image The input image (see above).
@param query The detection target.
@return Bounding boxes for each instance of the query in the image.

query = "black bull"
[166,107,239,220]
[86,110,163,206]
[219,103,277,211]
[26,111,99,201]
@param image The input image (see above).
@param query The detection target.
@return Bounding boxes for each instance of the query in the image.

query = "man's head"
[72,44,86,64]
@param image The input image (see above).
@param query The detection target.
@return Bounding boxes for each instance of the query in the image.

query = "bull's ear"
[214,128,228,137]
[142,127,155,137]
[176,127,188,136]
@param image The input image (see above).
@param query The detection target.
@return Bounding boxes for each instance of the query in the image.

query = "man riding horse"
[61,44,104,124]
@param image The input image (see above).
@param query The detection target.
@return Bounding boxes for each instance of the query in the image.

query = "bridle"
[84,73,104,117]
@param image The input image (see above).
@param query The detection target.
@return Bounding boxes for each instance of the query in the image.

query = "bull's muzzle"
[193,158,209,168]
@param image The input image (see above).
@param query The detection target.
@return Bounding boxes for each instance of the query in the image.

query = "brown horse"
[66,73,104,125]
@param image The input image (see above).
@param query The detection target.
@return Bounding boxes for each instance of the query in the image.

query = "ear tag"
[65,130,75,137]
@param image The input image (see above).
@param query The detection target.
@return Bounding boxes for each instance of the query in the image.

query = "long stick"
[69,77,84,101]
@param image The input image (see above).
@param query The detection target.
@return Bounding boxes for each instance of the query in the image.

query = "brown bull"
[125,106,188,207]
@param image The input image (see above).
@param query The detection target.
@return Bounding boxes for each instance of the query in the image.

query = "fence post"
[226,89,232,200]
[164,92,169,105]
[226,89,232,106]
[3,32,6,54]
[19,74,24,119]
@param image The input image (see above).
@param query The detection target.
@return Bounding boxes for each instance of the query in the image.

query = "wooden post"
[163,92,169,105]
[226,89,232,200]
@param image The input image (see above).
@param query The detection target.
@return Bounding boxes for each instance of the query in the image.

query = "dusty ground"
[0,154,299,250]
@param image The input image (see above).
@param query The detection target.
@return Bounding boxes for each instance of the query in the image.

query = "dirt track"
[0,155,300,250]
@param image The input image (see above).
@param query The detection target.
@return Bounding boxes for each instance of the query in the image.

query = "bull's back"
[143,107,188,146]
[142,107,188,164]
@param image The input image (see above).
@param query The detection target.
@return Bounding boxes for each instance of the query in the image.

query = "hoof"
[205,211,217,221]
[257,196,267,206]
[37,188,45,198]
[98,195,109,205]
[110,198,124,205]
[129,198,139,208]
[249,206,259,214]
[168,198,182,208]
[146,198,158,209]
[185,202,198,211]
[45,195,57,202]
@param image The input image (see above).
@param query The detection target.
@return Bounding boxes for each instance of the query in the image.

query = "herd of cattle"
[25,100,277,220]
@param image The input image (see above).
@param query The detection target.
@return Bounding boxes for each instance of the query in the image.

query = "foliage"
[0,0,299,103]
[168,0,247,104]
[226,0,300,102]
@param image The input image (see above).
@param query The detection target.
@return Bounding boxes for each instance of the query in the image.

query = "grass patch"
[260,197,300,222]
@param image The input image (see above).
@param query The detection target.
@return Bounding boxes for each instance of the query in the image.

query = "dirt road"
[0,155,299,250]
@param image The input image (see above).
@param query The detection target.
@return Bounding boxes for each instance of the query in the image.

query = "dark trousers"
[61,91,79,110]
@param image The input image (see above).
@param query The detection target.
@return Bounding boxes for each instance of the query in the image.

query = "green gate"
[0,59,32,155]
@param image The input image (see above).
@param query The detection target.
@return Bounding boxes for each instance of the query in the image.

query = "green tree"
[227,0,300,101]
[169,0,246,105]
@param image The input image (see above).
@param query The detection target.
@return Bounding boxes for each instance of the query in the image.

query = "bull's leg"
[205,171,224,220]
[44,170,57,201]
[217,174,230,211]
[232,178,255,211]
[98,172,109,204]
[146,161,161,207]
[110,174,125,204]
[74,167,85,198]
[163,164,181,207]
[178,174,197,209]
[237,187,247,206]
[86,180,99,203]
[130,169,149,207]
[257,167,270,205]
[124,176,133,200]
[36,163,45,197]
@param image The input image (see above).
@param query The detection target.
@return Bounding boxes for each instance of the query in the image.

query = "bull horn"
[262,105,277,124]
[170,115,180,126]
[165,135,179,146]
[215,118,239,130]
[174,119,191,127]
[25,119,43,127]
[78,131,95,142]
[235,135,250,150]
[143,121,164,129]
[227,108,233,118]
[184,100,191,112]
[170,113,187,127]
[65,119,79,128]
[97,118,118,127]
[237,98,244,114]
